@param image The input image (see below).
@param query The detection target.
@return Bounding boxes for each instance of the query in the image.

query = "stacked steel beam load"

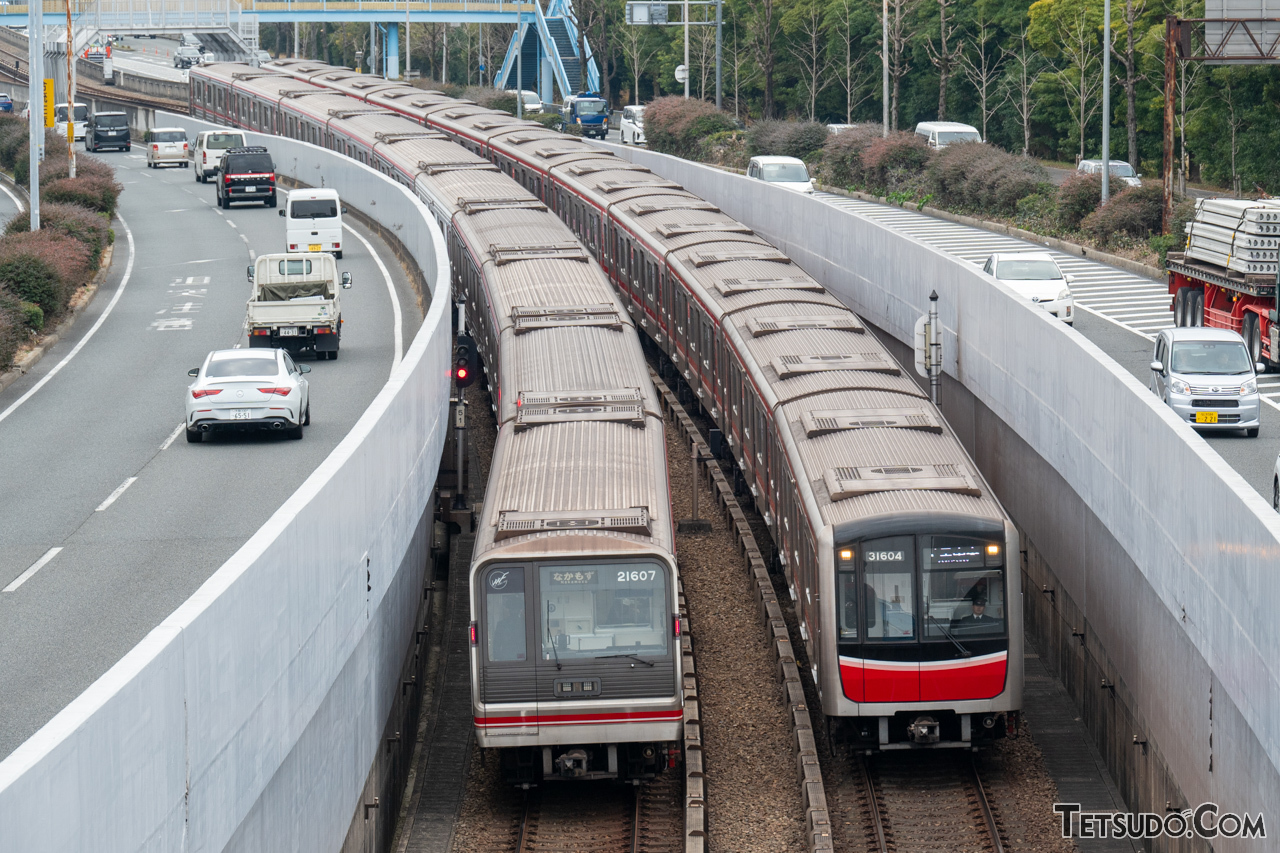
[1185,198,1280,274]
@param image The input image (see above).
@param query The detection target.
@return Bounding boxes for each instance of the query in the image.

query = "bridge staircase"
[495,0,598,103]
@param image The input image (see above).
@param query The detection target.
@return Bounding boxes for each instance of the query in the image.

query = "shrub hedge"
[746,120,829,160]
[0,230,92,318]
[644,96,737,159]
[1057,172,1103,230]
[859,132,930,193]
[6,201,112,265]
[815,124,884,187]
[927,142,1047,216]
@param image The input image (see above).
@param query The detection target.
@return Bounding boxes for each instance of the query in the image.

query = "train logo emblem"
[489,570,510,590]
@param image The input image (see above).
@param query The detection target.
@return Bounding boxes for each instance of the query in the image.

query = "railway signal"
[454,333,476,389]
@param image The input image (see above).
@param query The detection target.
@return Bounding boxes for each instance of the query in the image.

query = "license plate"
[231,410,251,420]
[308,243,322,252]
[1195,411,1219,424]
[243,185,257,192]
[279,327,299,337]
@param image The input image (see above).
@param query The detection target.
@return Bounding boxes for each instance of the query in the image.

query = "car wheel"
[334,251,342,260]
[220,194,230,210]
[266,194,277,208]
[1274,477,1279,510]
[329,348,339,361]
[186,429,202,443]
[1247,427,1260,438]
[195,168,201,182]
[1173,287,1188,326]
[1244,312,1263,367]
[303,404,311,426]
[287,420,304,440]
[125,145,130,152]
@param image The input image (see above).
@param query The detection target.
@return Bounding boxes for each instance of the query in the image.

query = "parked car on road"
[185,348,310,442]
[515,89,541,113]
[1076,159,1142,187]
[746,155,815,194]
[914,121,981,149]
[86,111,130,152]
[1149,326,1261,437]
[144,127,189,167]
[981,252,1075,324]
[620,105,646,145]
[191,128,247,182]
[174,45,204,69]
[0,93,12,113]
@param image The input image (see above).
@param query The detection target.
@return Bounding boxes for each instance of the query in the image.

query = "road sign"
[675,64,688,83]
[626,2,669,24]
[42,79,54,128]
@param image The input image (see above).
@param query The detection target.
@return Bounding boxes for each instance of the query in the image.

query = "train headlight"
[985,543,1001,566]
[986,544,1000,556]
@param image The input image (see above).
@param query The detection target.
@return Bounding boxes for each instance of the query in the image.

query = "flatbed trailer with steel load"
[1166,251,1280,367]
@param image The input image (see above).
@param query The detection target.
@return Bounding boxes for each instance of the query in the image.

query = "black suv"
[174,45,204,69]
[85,111,130,152]
[216,146,277,208]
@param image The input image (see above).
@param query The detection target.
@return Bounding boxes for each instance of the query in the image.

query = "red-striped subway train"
[191,60,1023,751]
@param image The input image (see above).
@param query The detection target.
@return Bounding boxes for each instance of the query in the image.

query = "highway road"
[0,150,423,759]
[815,191,1280,501]
[108,36,190,83]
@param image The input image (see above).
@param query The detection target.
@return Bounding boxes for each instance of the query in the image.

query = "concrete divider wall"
[605,145,1280,834]
[0,118,452,852]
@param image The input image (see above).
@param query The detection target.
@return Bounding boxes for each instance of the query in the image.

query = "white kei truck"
[246,253,352,360]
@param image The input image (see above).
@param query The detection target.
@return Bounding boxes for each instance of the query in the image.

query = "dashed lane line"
[3,547,63,593]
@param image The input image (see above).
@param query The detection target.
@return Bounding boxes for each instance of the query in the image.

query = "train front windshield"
[540,563,669,660]
[837,535,1005,642]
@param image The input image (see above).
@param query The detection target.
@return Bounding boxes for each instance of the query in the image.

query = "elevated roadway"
[0,149,421,759]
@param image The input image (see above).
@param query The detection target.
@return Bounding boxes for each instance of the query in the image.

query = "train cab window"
[484,566,526,662]
[539,563,669,659]
[862,538,916,640]
[922,536,1005,639]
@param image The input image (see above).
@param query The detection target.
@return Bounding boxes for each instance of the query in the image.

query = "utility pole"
[516,3,523,118]
[405,5,411,80]
[65,0,75,179]
[293,21,299,59]
[28,9,41,230]
[714,0,722,109]
[683,0,689,98]
[881,0,888,136]
[1162,16,1175,234]
[1101,0,1110,203]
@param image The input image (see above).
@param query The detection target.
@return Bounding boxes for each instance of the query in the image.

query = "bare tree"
[727,12,758,118]
[784,0,832,120]
[825,0,872,124]
[957,3,1004,140]
[1000,24,1042,157]
[1029,0,1103,162]
[743,0,782,117]
[616,22,659,104]
[883,0,920,130]
[1105,0,1149,168]
[924,0,962,120]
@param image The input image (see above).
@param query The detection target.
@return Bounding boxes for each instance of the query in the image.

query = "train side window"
[700,313,712,369]
[485,566,526,662]
[862,538,916,640]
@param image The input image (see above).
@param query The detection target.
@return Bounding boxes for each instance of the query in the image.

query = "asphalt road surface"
[0,149,423,759]
[108,36,190,83]
[815,191,1280,501]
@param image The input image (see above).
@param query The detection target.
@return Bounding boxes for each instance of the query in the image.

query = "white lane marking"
[184,258,221,265]
[3,547,64,593]
[342,222,403,369]
[225,219,236,227]
[95,476,138,511]
[240,234,249,243]
[0,178,25,213]
[0,213,135,427]
[160,421,184,450]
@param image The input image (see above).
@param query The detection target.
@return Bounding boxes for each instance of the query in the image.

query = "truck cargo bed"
[1166,252,1276,298]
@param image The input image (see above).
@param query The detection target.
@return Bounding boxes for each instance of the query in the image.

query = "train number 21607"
[618,570,657,582]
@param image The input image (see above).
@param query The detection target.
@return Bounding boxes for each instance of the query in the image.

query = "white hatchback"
[982,252,1075,324]
[746,155,815,194]
[185,349,311,442]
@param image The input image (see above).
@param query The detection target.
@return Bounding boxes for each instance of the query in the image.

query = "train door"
[477,563,538,736]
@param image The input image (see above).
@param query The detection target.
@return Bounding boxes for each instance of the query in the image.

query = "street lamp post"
[881,0,888,136]
[1101,0,1111,203]
[683,0,689,98]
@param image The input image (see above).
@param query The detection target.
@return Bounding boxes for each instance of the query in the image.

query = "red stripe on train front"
[476,709,684,728]
[839,652,1008,702]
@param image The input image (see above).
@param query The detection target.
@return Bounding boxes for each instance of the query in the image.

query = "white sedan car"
[982,252,1075,324]
[186,349,310,442]
[746,155,815,194]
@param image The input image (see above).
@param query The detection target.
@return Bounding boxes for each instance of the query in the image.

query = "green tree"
[1029,0,1103,161]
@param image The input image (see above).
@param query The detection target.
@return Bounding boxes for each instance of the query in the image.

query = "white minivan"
[913,121,981,150]
[282,188,345,259]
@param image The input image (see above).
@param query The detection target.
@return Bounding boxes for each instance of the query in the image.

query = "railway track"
[0,43,189,114]
[845,753,1005,853]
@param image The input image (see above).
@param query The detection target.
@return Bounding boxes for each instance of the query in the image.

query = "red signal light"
[456,367,468,381]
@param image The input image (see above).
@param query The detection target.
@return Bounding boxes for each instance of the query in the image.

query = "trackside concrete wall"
[0,121,451,852]
[604,144,1280,845]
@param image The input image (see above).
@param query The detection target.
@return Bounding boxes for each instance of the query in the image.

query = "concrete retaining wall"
[605,145,1280,844]
[0,119,452,853]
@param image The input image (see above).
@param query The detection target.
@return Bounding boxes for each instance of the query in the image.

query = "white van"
[281,188,345,258]
[54,103,89,141]
[913,121,981,150]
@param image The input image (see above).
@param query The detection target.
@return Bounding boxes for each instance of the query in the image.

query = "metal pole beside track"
[881,0,888,136]
[928,290,940,405]
[66,0,75,179]
[516,3,522,118]
[714,0,721,110]
[29,6,41,230]
[1101,0,1110,204]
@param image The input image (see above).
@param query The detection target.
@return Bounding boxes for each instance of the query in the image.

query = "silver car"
[1150,327,1261,437]
[185,349,311,442]
[145,127,190,168]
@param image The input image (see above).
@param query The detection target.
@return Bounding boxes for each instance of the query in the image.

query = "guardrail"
[0,116,452,852]
[602,144,1280,822]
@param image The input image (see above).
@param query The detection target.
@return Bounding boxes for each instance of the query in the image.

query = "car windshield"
[179,47,200,55]
[154,130,186,142]
[995,259,1062,280]
[55,105,88,122]
[227,154,273,173]
[631,109,645,124]
[205,357,278,378]
[761,163,810,182]
[1170,341,1254,375]
[938,131,980,143]
[206,133,244,149]
[576,100,607,116]
[96,115,127,128]
[1109,163,1135,177]
[291,199,338,219]
[539,563,669,659]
